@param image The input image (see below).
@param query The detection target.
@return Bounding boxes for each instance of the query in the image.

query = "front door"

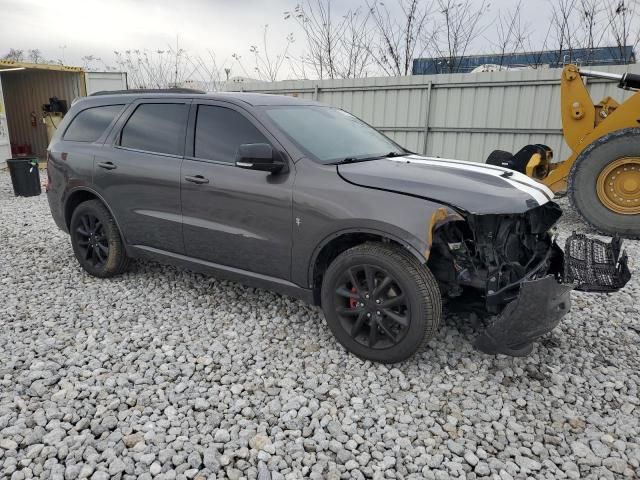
[94,100,189,254]
[180,102,294,280]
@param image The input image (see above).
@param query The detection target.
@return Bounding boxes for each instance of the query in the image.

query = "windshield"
[264,105,403,164]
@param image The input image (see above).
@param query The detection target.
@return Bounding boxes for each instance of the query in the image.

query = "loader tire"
[568,128,640,239]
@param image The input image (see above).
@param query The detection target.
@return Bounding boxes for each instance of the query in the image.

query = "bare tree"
[113,49,193,89]
[285,0,339,78]
[81,55,111,71]
[184,50,233,91]
[366,0,435,76]
[230,52,253,79]
[606,0,640,62]
[249,25,295,81]
[28,49,43,64]
[518,23,552,68]
[429,0,489,73]
[548,0,578,66]
[285,0,373,79]
[575,0,608,55]
[2,48,25,62]
[491,1,529,68]
[335,7,374,78]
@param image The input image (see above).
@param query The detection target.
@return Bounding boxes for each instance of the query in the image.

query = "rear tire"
[321,243,442,363]
[70,200,130,277]
[568,128,640,239]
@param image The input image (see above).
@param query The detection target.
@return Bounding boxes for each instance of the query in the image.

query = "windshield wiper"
[332,157,360,165]
[331,151,405,165]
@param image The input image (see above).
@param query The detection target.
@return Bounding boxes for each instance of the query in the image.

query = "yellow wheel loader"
[488,64,640,239]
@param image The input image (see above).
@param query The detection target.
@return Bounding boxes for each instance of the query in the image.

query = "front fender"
[306,225,430,288]
[290,157,463,288]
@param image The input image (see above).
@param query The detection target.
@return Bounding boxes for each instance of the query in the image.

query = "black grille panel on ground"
[564,233,631,292]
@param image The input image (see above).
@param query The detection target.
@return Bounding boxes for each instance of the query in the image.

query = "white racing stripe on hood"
[392,157,552,206]
[415,155,555,199]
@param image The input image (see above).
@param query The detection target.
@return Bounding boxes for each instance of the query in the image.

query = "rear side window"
[64,105,123,142]
[120,103,188,156]
[195,105,268,163]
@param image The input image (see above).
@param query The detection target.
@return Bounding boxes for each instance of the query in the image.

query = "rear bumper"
[46,189,67,233]
[474,275,573,356]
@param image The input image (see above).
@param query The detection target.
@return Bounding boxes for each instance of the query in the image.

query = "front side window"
[194,105,269,163]
[120,103,188,156]
[64,104,124,142]
[264,106,401,164]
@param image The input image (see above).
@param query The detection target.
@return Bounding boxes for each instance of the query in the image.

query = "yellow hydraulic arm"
[543,64,640,193]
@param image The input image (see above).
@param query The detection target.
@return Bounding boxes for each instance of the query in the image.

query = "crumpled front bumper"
[474,275,573,356]
[474,233,631,357]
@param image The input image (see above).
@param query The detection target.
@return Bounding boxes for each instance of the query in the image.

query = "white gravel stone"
[0,439,18,450]
[149,462,162,475]
[464,451,479,466]
[0,171,638,478]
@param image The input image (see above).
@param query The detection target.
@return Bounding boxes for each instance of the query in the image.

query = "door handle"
[184,175,209,184]
[97,161,117,170]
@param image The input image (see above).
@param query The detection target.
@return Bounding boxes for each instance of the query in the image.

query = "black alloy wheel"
[334,264,410,350]
[74,213,109,268]
[70,199,130,277]
[321,243,442,363]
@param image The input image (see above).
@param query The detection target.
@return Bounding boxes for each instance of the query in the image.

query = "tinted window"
[195,105,268,163]
[64,105,123,142]
[120,103,188,156]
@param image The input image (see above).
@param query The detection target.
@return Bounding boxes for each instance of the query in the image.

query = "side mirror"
[235,143,284,173]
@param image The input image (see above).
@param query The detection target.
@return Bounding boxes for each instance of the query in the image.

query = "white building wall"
[85,71,128,95]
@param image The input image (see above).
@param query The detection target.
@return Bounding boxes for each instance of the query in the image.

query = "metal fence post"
[422,80,433,155]
[313,85,319,101]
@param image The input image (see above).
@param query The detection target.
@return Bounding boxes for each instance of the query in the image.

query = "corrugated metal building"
[0,62,85,162]
[0,61,127,166]
[225,64,640,164]
[412,46,636,74]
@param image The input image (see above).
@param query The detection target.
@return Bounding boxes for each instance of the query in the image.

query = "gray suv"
[46,91,630,363]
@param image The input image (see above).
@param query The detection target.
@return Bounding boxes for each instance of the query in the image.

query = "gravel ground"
[0,169,639,480]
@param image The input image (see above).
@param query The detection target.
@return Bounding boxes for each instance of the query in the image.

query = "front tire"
[70,200,130,277]
[321,243,442,363]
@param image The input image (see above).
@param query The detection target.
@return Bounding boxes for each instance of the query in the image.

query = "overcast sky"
[0,0,581,78]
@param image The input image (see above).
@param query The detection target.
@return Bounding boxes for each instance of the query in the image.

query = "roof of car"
[84,91,319,107]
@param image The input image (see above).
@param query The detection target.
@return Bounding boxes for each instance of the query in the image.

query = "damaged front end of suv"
[427,202,631,356]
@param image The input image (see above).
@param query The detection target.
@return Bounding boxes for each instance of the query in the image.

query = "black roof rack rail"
[90,88,207,96]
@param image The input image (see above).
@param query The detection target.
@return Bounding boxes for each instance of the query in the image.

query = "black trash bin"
[7,157,41,197]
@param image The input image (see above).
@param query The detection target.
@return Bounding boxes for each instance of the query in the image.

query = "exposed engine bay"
[428,202,565,312]
[427,201,631,356]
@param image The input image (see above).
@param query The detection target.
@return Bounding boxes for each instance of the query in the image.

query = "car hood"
[337,154,555,214]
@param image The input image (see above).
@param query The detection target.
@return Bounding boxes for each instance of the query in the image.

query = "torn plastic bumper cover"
[474,233,631,356]
[564,233,631,292]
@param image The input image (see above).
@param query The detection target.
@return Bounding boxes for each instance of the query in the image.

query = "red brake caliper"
[349,286,358,309]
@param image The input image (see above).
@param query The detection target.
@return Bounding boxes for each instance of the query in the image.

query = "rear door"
[94,99,189,254]
[180,101,294,280]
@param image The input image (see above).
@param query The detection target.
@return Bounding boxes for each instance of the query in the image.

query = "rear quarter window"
[63,104,124,142]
